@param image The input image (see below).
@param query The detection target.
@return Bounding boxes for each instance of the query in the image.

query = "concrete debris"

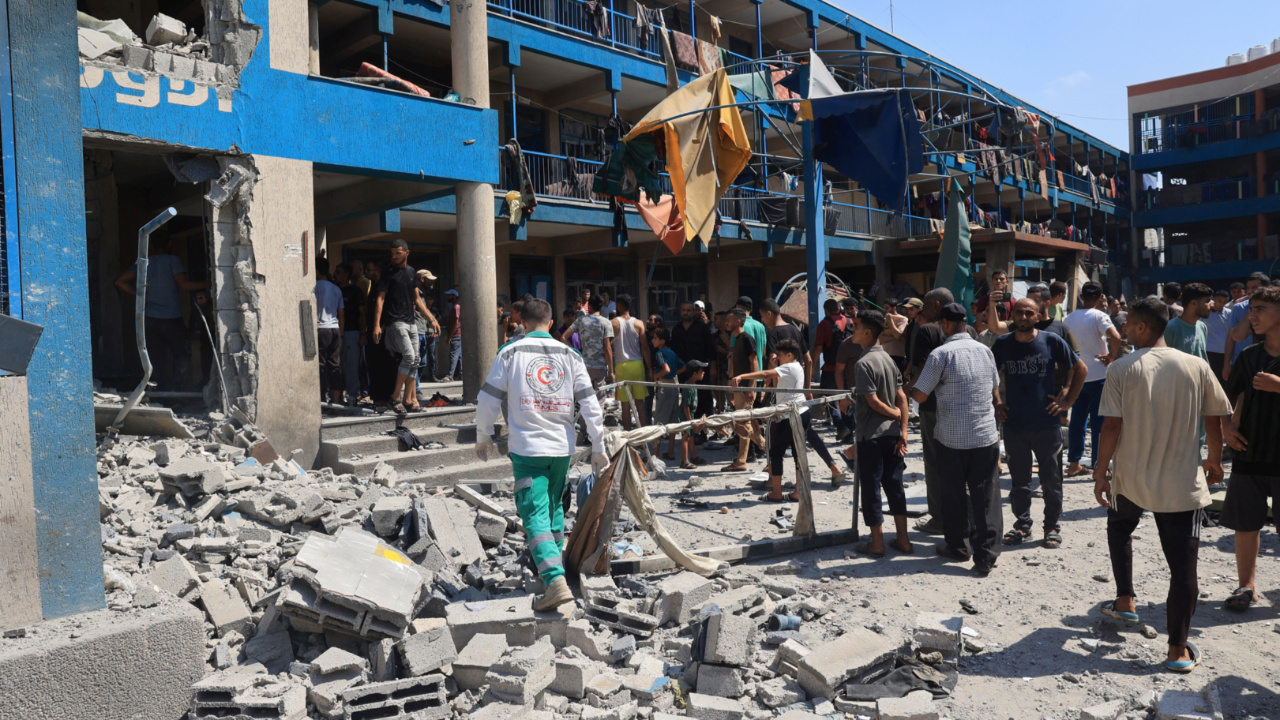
[190,670,307,720]
[655,571,714,625]
[484,638,556,705]
[78,28,122,59]
[397,622,458,676]
[146,13,188,45]
[702,611,755,666]
[877,689,940,720]
[455,633,510,690]
[913,612,964,658]
[1156,686,1223,720]
[796,627,896,698]
[339,674,448,720]
[1080,698,1127,720]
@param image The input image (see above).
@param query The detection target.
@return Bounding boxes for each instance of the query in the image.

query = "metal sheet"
[0,314,43,374]
[94,404,194,438]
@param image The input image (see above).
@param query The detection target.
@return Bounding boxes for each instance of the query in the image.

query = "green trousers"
[509,452,571,584]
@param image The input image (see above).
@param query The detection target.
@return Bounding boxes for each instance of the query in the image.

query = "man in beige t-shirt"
[1093,297,1230,673]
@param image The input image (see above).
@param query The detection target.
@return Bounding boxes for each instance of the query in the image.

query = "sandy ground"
[623,418,1280,720]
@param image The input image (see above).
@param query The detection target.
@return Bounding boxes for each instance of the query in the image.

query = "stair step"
[317,424,489,468]
[320,405,478,442]
[333,439,509,477]
[397,460,522,489]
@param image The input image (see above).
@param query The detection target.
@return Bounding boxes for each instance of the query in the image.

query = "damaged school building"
[0,0,1132,717]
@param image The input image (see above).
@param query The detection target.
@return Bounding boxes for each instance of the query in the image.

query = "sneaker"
[533,577,575,612]
[934,543,971,562]
[914,517,944,535]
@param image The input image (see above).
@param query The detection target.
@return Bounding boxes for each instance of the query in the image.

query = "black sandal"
[391,402,408,415]
[759,493,788,503]
[1043,530,1062,549]
[1003,528,1029,546]
[1225,587,1258,611]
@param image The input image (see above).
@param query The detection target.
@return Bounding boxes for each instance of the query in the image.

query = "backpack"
[824,315,853,364]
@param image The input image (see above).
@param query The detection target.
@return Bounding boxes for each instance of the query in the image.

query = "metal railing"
[487,0,661,60]
[1136,112,1280,154]
[1138,177,1257,210]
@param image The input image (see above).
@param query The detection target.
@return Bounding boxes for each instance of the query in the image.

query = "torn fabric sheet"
[625,69,751,250]
[635,195,686,255]
[592,135,661,202]
[936,178,974,319]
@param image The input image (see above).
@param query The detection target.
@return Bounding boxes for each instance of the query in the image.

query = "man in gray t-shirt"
[114,236,210,392]
[848,310,912,556]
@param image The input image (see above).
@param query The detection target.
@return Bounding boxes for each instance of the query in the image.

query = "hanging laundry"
[710,15,722,41]
[503,139,538,217]
[624,68,752,252]
[504,190,524,226]
[593,135,661,202]
[780,50,843,100]
[583,0,611,39]
[697,39,721,75]
[635,4,652,47]
[636,194,686,255]
[770,66,800,112]
[728,71,775,101]
[803,86,924,213]
[781,171,793,191]
[670,31,699,72]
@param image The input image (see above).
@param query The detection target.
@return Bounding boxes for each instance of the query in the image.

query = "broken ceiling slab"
[281,527,424,640]
[94,403,195,439]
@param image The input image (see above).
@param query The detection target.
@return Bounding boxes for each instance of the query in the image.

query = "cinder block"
[455,633,509,691]
[877,690,940,720]
[699,585,765,617]
[243,631,295,675]
[121,44,151,69]
[656,572,714,625]
[311,647,369,676]
[1080,699,1126,720]
[773,638,809,677]
[169,53,196,79]
[145,13,187,45]
[369,638,397,682]
[913,613,963,657]
[475,510,507,546]
[150,51,173,75]
[621,673,668,700]
[757,677,805,708]
[201,579,252,638]
[486,639,556,705]
[159,458,225,496]
[191,670,306,720]
[1156,688,1222,720]
[695,664,745,698]
[551,654,602,698]
[371,495,411,537]
[703,612,754,667]
[446,595,537,649]
[565,619,613,662]
[686,692,744,720]
[146,553,200,598]
[397,624,458,677]
[795,628,896,699]
[340,674,448,720]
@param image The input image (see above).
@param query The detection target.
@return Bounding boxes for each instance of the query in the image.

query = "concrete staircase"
[317,399,512,488]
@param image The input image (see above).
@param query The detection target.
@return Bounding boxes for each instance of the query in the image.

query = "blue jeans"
[418,335,438,381]
[1068,379,1105,465]
[448,336,462,379]
[342,330,361,402]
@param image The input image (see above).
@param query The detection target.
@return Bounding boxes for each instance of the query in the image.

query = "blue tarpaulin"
[806,88,923,214]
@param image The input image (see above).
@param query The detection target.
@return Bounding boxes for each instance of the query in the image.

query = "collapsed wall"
[208,155,262,420]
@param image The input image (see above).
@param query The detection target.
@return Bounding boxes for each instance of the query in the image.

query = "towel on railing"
[503,139,538,218]
[583,0,610,39]
[635,4,652,47]
[697,39,721,75]
[671,30,699,71]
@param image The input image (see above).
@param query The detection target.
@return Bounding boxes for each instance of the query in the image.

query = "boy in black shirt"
[1221,285,1280,610]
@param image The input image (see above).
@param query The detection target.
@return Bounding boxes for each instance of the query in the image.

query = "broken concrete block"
[145,12,187,45]
[201,579,252,638]
[701,585,765,617]
[205,164,253,208]
[1156,687,1222,720]
[455,633,509,691]
[339,673,448,720]
[475,510,507,547]
[1080,699,1126,720]
[160,458,225,496]
[485,638,556,705]
[190,670,306,720]
[133,583,163,608]
[146,553,200,598]
[371,461,399,487]
[552,654,602,698]
[308,665,366,718]
[418,495,486,567]
[796,628,896,699]
[757,677,805,708]
[397,624,458,676]
[445,595,537,650]
[774,638,809,677]
[686,692,744,720]
[243,631,296,675]
[565,618,614,662]
[368,638,398,682]
[583,595,659,638]
[580,573,619,603]
[311,647,369,676]
[703,612,754,667]
[914,613,963,657]
[656,572,714,625]
[612,634,636,662]
[622,673,668,701]
[281,527,424,640]
[371,495,411,537]
[696,664,745,698]
[877,690,939,720]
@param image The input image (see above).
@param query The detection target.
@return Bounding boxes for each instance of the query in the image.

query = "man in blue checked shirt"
[911,302,1003,576]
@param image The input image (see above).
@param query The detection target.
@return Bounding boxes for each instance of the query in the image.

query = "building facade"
[1127,39,1280,291]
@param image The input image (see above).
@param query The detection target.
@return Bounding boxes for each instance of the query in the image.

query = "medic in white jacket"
[475,330,608,459]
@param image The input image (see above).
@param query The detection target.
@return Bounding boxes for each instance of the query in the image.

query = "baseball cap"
[445,289,459,297]
[416,269,437,281]
[736,296,754,310]
[939,303,967,322]
[694,300,705,309]
[904,298,923,309]
[1081,281,1104,298]
[685,359,709,369]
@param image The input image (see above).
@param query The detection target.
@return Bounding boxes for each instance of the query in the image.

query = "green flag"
[936,178,975,321]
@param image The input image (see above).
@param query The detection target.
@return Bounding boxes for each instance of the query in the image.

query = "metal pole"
[510,67,518,141]
[109,207,177,435]
[801,56,826,351]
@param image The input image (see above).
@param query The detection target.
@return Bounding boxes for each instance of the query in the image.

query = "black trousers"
[145,316,189,392]
[317,328,343,398]
[935,441,1002,567]
[695,378,715,422]
[366,336,397,403]
[1107,494,1201,648]
[1006,428,1065,533]
[1207,351,1226,389]
[767,411,835,476]
[857,435,907,527]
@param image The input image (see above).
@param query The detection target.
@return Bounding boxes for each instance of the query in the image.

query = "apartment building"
[1127,39,1280,290]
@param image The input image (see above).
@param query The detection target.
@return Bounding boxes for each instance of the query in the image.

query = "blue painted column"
[800,57,825,349]
[7,0,104,618]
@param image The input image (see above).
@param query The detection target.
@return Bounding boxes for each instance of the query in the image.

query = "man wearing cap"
[911,302,1003,575]
[877,298,910,375]
[443,288,463,382]
[1062,281,1123,477]
[372,240,439,413]
[474,298,609,611]
[415,269,439,385]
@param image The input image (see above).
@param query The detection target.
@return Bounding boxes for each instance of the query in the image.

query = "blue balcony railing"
[1138,177,1256,210]
[488,0,661,61]
[1136,112,1280,155]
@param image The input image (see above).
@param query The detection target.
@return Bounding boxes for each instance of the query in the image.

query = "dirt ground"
[625,419,1280,720]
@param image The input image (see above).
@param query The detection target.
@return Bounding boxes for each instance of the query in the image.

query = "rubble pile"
[77,4,261,84]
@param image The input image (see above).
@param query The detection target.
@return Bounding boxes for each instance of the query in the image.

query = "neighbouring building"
[1127,38,1280,292]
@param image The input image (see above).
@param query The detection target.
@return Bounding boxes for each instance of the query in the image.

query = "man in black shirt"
[1221,285,1280,610]
[372,239,438,413]
[761,298,809,373]
[670,301,714,420]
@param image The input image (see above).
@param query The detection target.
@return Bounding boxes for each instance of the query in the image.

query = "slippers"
[1066,467,1090,477]
[831,471,847,489]
[1164,642,1201,673]
[721,464,749,473]
[681,463,697,470]
[759,494,788,503]
[1003,529,1029,546]
[1225,587,1258,611]
[856,541,885,558]
[1100,600,1140,624]
[391,402,408,415]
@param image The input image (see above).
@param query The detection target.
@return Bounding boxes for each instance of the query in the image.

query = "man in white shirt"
[1093,296,1229,673]
[1204,289,1231,385]
[475,299,608,611]
[1061,281,1123,477]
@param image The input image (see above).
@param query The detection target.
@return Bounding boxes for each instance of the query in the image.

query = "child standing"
[650,327,686,459]
[679,360,709,468]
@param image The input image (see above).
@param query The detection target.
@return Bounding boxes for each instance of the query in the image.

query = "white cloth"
[314,280,344,330]
[774,361,808,415]
[476,333,606,455]
[1062,308,1115,382]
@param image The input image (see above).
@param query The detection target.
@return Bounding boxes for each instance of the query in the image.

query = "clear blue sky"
[836,0,1280,151]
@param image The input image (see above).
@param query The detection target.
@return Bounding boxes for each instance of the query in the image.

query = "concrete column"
[0,376,41,630]
[872,239,893,302]
[452,0,497,402]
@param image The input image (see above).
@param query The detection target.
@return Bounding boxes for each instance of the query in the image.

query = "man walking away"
[992,299,1086,548]
[1094,297,1229,673]
[372,239,438,414]
[1219,285,1280,611]
[906,288,977,535]
[1062,281,1122,477]
[610,295,651,430]
[562,294,615,388]
[444,288,463,381]
[314,259,346,404]
[911,303,1002,575]
[1205,289,1232,386]
[722,308,765,472]
[113,234,211,392]
[1165,283,1211,361]
[335,263,364,405]
[850,310,912,556]
[1163,282,1184,317]
[474,299,608,611]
